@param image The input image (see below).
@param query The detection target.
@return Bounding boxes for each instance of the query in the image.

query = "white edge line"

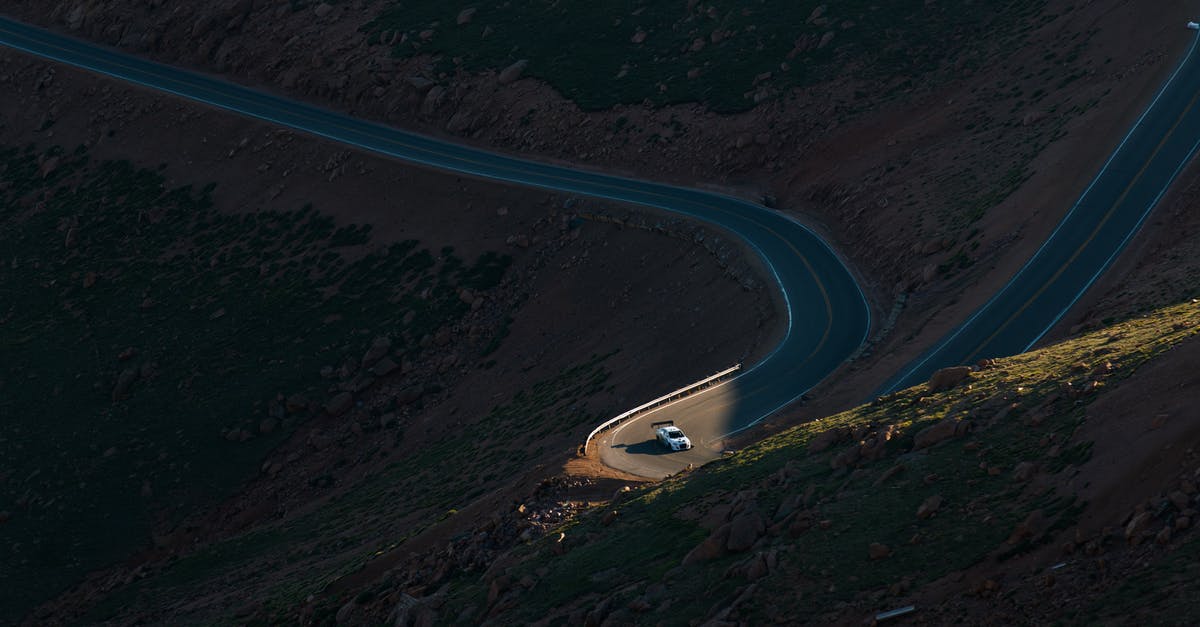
[879,32,1200,395]
[1022,133,1200,350]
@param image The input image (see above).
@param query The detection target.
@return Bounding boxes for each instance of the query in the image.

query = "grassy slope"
[366,0,1044,112]
[0,143,510,619]
[79,354,616,624]
[455,301,1200,624]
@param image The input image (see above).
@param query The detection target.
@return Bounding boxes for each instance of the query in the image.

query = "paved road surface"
[0,17,871,479]
[878,32,1200,394]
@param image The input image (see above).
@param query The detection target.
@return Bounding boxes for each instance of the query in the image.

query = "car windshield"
[667,429,684,438]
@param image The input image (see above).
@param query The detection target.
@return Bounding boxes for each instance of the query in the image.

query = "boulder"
[683,523,730,564]
[457,7,477,24]
[372,357,399,377]
[395,385,424,405]
[285,393,309,413]
[1125,511,1154,544]
[807,428,843,454]
[913,418,968,450]
[362,336,392,367]
[498,60,529,84]
[314,3,333,18]
[446,111,474,133]
[927,366,971,392]
[726,510,765,552]
[830,444,861,470]
[916,495,943,520]
[1012,461,1038,482]
[1008,509,1047,545]
[112,366,139,401]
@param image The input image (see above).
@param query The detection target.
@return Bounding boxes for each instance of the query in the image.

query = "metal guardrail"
[583,364,741,453]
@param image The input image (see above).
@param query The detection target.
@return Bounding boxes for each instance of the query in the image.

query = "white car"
[1189,21,1200,30]
[652,420,692,451]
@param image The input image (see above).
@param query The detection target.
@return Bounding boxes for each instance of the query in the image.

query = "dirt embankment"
[1,49,774,624]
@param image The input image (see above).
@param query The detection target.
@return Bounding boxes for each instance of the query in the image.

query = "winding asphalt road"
[4,17,1198,478]
[0,17,871,479]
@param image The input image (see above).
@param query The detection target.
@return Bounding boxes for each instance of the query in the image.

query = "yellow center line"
[1,25,844,380]
[962,85,1200,363]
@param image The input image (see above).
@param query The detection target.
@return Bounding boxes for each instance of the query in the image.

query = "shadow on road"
[615,440,677,456]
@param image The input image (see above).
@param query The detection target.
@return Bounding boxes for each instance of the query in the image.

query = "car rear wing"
[650,420,675,430]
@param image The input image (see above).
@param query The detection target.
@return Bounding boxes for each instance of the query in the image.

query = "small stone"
[868,543,891,560]
[917,495,943,520]
[1013,461,1038,482]
[325,392,353,417]
[498,59,529,84]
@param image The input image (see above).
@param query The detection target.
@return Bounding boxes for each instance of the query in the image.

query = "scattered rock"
[927,366,971,392]
[631,30,647,44]
[112,367,139,401]
[726,510,766,552]
[1126,511,1153,544]
[1012,461,1038,482]
[285,393,309,413]
[372,356,399,377]
[258,417,279,435]
[830,443,861,470]
[1008,510,1048,545]
[498,60,529,84]
[395,385,424,406]
[325,392,354,416]
[683,523,730,564]
[913,418,968,450]
[917,495,943,520]
[807,428,844,453]
[868,542,892,560]
[362,336,392,367]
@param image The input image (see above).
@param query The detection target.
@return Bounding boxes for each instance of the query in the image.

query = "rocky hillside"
[302,299,1200,625]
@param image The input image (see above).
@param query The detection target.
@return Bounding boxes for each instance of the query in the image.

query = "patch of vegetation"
[1084,533,1200,624]
[106,353,616,623]
[0,144,510,619]
[366,0,1044,112]
[450,301,1200,623]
